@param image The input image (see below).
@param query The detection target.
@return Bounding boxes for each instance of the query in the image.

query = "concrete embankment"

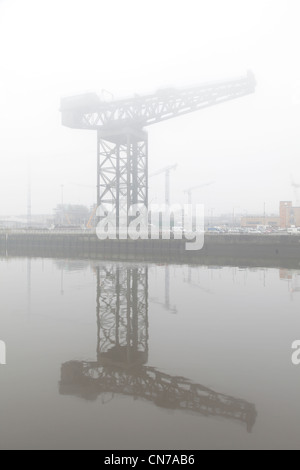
[1,232,300,269]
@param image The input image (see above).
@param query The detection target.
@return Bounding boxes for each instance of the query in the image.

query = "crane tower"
[61,71,256,229]
[150,164,177,205]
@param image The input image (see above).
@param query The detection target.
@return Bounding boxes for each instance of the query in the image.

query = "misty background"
[0,0,299,217]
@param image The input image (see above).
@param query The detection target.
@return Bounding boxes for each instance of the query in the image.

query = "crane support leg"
[97,129,148,231]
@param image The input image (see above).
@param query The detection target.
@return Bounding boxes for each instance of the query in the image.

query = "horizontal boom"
[61,71,256,131]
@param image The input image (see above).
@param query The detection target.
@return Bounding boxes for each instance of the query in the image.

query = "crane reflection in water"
[59,263,257,433]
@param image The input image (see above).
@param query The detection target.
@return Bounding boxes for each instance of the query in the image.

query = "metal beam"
[61,71,256,131]
[97,129,148,229]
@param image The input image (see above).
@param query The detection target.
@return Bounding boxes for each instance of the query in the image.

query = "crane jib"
[60,71,256,130]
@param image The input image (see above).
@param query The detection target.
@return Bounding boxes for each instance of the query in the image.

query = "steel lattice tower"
[61,71,256,228]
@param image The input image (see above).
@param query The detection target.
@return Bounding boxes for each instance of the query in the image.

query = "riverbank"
[1,231,300,269]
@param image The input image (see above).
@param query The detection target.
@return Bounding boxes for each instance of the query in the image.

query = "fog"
[3,1,300,452]
[0,0,300,216]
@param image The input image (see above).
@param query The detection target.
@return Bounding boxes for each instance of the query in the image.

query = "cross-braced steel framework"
[96,263,149,366]
[97,129,148,227]
[61,71,256,229]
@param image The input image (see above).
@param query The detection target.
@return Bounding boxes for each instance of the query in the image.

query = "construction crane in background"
[184,181,214,206]
[61,71,256,229]
[150,164,177,205]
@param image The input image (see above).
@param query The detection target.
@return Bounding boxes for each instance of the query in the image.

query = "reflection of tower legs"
[96,264,148,366]
[61,263,257,433]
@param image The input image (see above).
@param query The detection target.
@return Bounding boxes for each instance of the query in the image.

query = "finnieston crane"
[184,181,214,206]
[150,164,178,206]
[60,71,256,229]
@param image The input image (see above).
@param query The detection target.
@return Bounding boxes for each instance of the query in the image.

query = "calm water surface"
[1,257,300,450]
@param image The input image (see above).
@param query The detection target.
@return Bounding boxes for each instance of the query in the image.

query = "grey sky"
[0,0,299,216]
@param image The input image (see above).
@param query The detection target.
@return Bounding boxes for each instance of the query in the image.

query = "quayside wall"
[1,232,300,269]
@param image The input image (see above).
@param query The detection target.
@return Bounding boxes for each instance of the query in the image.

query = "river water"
[0,257,300,450]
